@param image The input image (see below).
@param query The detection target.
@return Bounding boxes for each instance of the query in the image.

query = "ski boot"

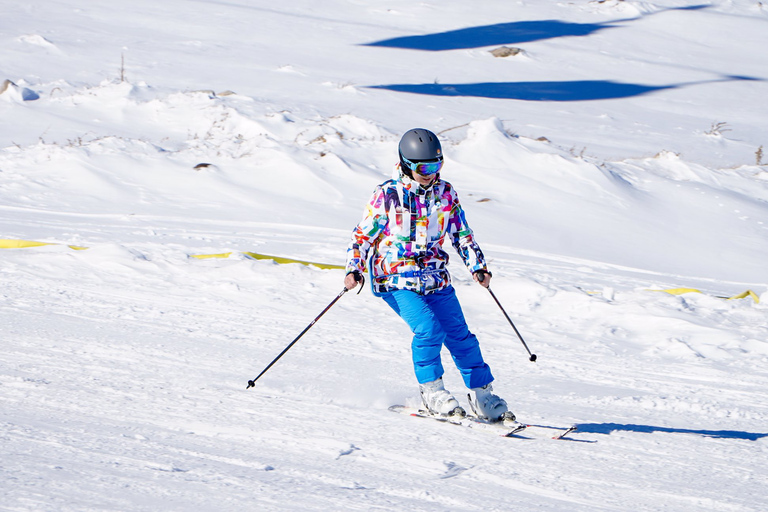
[419,377,465,417]
[468,383,515,422]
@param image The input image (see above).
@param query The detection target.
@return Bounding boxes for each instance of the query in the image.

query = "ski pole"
[477,272,537,362]
[487,287,537,362]
[246,287,348,389]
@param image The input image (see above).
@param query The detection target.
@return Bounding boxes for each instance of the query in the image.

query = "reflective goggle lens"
[404,157,443,176]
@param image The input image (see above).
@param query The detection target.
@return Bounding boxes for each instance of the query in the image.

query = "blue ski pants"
[381,285,494,389]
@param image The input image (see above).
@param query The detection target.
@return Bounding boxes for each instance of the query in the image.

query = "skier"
[344,128,513,422]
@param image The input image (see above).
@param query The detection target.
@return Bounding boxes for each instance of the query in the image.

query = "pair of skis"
[389,405,577,440]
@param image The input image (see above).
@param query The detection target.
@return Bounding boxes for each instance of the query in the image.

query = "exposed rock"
[194,163,217,170]
[490,46,523,58]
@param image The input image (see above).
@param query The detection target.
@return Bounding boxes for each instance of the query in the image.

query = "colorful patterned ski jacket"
[346,166,489,295]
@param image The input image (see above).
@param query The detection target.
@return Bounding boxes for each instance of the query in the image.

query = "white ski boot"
[419,377,465,417]
[468,383,514,422]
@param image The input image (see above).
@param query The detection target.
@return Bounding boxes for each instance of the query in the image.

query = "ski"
[521,424,579,439]
[389,405,577,439]
[553,425,578,439]
[388,405,528,437]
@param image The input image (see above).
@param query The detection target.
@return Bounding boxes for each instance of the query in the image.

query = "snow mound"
[17,34,59,50]
[0,79,39,102]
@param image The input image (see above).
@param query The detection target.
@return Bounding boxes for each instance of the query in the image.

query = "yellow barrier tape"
[650,288,760,304]
[1,239,54,249]
[655,287,702,295]
[6,240,755,292]
[189,252,234,259]
[243,252,344,270]
[720,290,760,303]
[2,240,343,269]
[190,251,345,270]
[0,239,88,250]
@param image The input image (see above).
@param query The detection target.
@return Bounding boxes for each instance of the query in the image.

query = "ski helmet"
[398,128,443,178]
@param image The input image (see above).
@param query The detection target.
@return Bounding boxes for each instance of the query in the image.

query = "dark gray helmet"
[399,129,442,177]
[398,128,443,178]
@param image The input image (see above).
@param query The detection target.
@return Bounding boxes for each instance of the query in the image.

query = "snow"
[2,0,768,510]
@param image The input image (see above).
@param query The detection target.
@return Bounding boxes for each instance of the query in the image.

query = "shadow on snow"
[361,5,759,103]
[364,19,619,51]
[576,422,768,441]
[368,80,668,102]
[363,5,710,51]
[366,76,760,102]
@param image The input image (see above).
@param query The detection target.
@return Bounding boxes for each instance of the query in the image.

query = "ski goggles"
[402,156,443,176]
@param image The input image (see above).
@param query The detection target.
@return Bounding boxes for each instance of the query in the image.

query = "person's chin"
[417,177,435,186]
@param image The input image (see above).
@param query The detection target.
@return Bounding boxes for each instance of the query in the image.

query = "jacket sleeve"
[446,188,488,274]
[346,186,388,274]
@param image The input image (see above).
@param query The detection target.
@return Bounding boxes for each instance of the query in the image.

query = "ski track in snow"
[3,0,768,510]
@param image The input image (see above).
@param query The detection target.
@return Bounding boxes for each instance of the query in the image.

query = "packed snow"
[2,1,768,510]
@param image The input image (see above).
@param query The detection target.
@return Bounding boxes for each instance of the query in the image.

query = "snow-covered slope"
[2,1,768,511]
